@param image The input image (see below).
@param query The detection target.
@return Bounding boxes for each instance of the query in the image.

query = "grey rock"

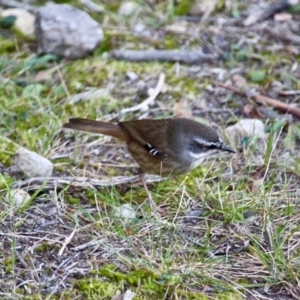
[35,3,103,59]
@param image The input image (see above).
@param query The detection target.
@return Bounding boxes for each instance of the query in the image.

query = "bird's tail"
[63,118,130,141]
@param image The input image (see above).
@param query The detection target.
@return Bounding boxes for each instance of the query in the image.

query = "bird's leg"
[138,171,157,212]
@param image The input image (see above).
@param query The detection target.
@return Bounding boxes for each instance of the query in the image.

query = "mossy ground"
[1,0,300,299]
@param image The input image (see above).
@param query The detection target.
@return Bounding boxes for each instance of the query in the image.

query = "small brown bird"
[63,118,235,210]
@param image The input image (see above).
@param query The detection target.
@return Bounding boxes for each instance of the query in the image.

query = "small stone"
[113,204,136,221]
[118,1,139,16]
[225,119,267,141]
[6,189,31,206]
[126,71,138,82]
[133,22,147,35]
[14,147,53,178]
[1,9,35,36]
[190,0,217,15]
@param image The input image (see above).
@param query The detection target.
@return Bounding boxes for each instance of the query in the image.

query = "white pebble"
[14,147,53,178]
[118,2,138,16]
[225,119,267,141]
[113,204,136,220]
[6,189,31,206]
[0,9,35,36]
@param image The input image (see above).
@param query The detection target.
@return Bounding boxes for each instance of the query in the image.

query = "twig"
[279,90,300,96]
[58,226,77,256]
[112,50,215,64]
[214,81,300,118]
[263,25,300,45]
[244,0,296,26]
[73,240,99,251]
[194,108,233,114]
[12,175,165,192]
[121,73,165,113]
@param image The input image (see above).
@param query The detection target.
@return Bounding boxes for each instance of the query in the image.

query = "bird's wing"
[119,119,172,157]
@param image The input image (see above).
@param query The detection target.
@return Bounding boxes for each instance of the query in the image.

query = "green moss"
[101,0,120,12]
[96,34,112,53]
[75,278,121,298]
[44,267,53,276]
[34,242,60,253]
[3,257,15,274]
[167,76,201,98]
[64,195,81,205]
[174,0,196,16]
[0,174,13,189]
[164,34,179,49]
[0,136,19,165]
[99,264,182,290]
[0,38,16,53]
[175,289,212,299]
[77,265,245,299]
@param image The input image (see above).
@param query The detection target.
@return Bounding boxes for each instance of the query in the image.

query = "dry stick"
[244,0,294,26]
[58,226,77,256]
[112,50,215,64]
[12,175,165,192]
[214,81,300,118]
[279,90,300,96]
[263,25,300,45]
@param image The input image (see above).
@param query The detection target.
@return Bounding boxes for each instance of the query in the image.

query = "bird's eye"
[189,141,206,153]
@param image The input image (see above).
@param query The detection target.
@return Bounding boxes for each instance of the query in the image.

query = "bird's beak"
[220,144,236,153]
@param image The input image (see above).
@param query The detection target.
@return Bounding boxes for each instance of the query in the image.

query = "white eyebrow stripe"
[193,137,223,146]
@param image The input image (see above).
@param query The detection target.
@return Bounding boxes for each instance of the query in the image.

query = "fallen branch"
[214,81,300,118]
[111,49,215,64]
